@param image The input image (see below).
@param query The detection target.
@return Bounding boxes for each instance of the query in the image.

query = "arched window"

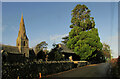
[23,41,25,46]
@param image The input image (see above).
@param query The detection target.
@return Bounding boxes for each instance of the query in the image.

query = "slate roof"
[0,44,35,55]
[58,44,75,54]
[0,44,20,54]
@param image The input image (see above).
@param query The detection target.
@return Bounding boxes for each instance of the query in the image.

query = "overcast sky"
[1,2,118,58]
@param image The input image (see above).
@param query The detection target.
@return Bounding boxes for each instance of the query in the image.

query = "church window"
[23,41,25,46]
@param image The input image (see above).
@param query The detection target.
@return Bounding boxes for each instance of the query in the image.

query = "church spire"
[21,13,24,24]
[16,13,29,57]
[18,13,26,38]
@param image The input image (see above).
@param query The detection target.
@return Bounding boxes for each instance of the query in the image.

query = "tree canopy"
[66,4,103,61]
[61,36,69,45]
[102,43,111,60]
[67,27,102,60]
[35,41,48,54]
[70,4,95,31]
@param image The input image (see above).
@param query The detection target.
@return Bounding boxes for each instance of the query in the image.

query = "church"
[1,14,35,62]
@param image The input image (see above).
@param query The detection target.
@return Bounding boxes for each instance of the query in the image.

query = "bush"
[117,56,120,75]
[37,50,46,61]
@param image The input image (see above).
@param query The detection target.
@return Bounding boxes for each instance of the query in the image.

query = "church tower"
[16,14,29,57]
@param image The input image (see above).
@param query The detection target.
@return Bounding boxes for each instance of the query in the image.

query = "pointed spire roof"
[20,13,25,33]
[17,13,28,40]
[21,13,24,24]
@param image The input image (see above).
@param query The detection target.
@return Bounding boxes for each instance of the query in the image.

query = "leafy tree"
[118,56,120,67]
[87,50,105,63]
[67,4,103,61]
[67,27,102,60]
[37,50,46,61]
[35,41,48,54]
[61,36,69,45]
[48,44,64,61]
[102,43,111,60]
[70,4,95,31]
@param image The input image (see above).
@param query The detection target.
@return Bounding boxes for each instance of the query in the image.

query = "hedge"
[2,61,74,78]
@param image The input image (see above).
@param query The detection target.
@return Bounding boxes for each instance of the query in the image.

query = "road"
[47,63,110,77]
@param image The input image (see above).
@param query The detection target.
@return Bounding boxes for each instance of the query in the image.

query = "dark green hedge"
[2,61,74,79]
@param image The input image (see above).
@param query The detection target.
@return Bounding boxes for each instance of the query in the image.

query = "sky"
[1,2,118,58]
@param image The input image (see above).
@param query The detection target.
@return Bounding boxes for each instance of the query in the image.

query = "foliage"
[117,56,120,74]
[48,44,64,61]
[66,4,103,61]
[2,61,74,78]
[37,50,46,61]
[35,41,48,54]
[67,27,103,60]
[29,49,36,60]
[110,57,120,78]
[70,4,95,31]
[61,36,69,45]
[102,43,111,60]
[118,56,120,67]
[87,50,105,63]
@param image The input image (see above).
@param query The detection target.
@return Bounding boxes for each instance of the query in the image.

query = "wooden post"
[39,73,41,78]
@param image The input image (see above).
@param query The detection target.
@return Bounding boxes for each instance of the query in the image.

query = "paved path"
[47,63,110,77]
